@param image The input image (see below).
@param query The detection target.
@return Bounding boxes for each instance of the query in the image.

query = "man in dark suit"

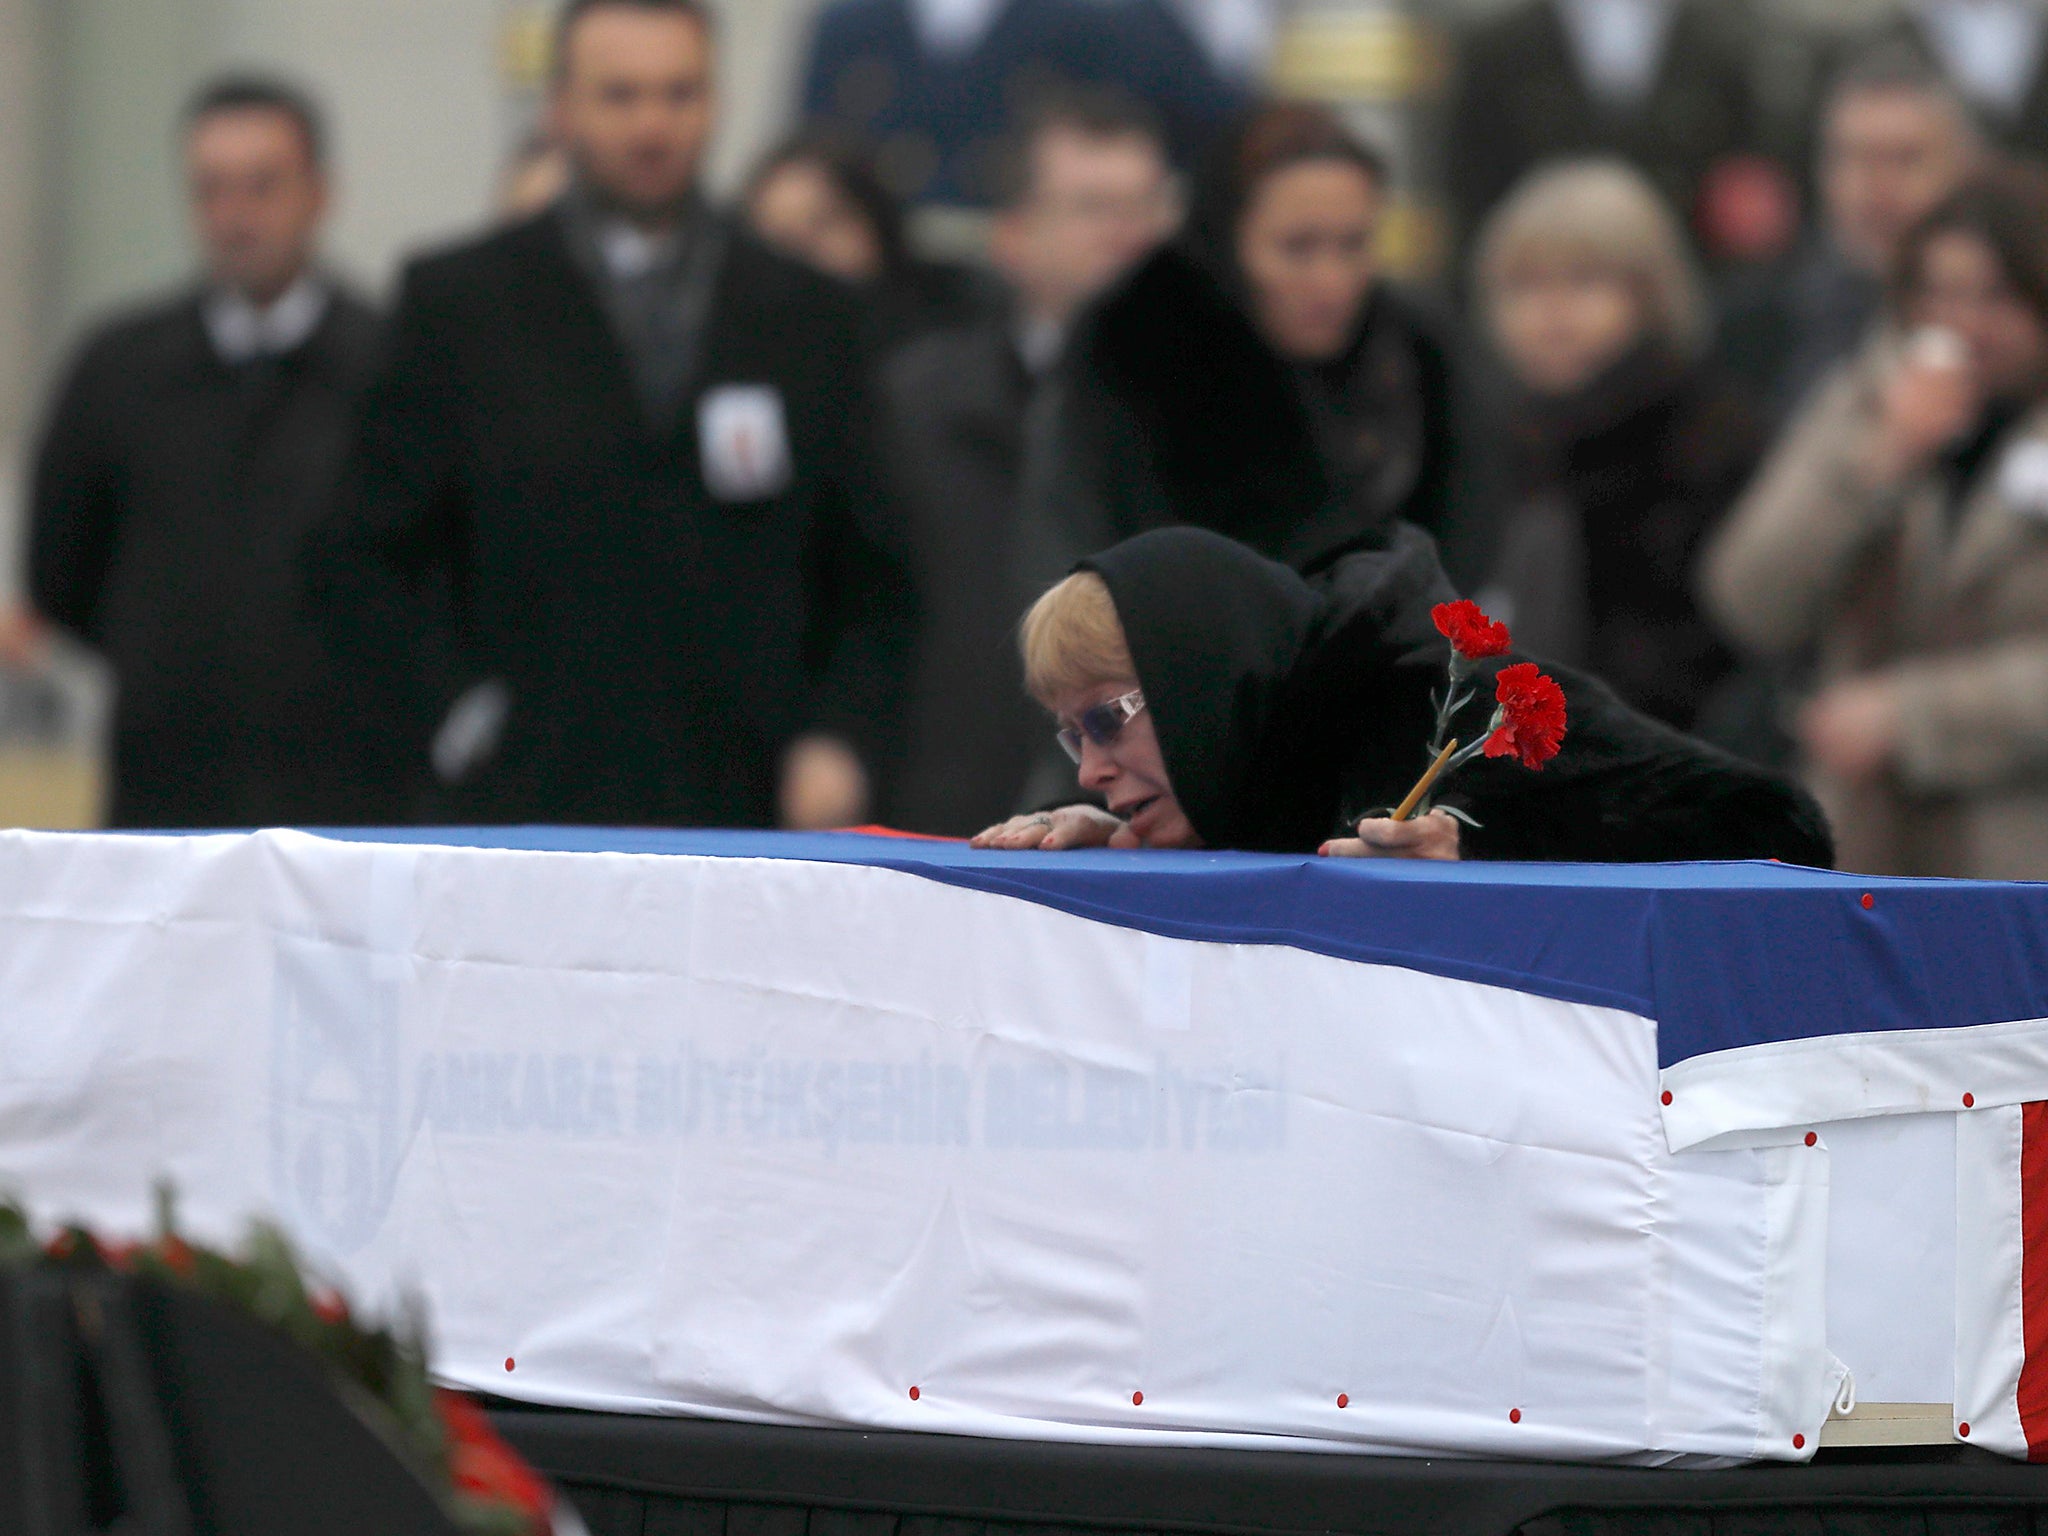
[1717,45,1981,424]
[27,77,399,828]
[312,0,913,829]
[882,91,1176,835]
[798,0,1243,207]
[1445,0,1784,267]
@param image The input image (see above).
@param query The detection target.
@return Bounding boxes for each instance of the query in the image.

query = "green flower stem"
[1413,710,1502,817]
[1429,660,1477,757]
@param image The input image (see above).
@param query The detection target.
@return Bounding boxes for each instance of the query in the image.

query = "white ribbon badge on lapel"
[1997,440,2048,520]
[698,383,793,502]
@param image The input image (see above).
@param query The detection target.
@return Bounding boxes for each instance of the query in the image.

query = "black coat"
[1022,245,1504,596]
[859,257,996,360]
[1445,0,1771,257]
[1714,237,1882,426]
[308,209,915,827]
[1498,344,1763,732]
[1083,524,1833,865]
[881,314,1042,836]
[29,288,405,827]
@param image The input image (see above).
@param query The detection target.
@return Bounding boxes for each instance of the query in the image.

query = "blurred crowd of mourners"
[18,0,2048,878]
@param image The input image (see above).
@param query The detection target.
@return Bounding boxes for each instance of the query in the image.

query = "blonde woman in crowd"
[1705,165,2048,879]
[1476,160,1762,734]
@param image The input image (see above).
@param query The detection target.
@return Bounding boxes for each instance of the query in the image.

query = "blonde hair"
[1019,571,1135,704]
[1475,159,1706,355]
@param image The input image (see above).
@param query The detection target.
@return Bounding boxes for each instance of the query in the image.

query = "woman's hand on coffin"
[1320,810,1463,861]
[970,804,1139,851]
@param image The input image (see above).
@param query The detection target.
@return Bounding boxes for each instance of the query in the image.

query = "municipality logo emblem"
[270,932,402,1255]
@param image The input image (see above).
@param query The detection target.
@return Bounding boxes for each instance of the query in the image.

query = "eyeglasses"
[1056,689,1146,764]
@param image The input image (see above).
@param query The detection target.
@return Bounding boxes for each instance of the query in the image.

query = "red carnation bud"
[99,1239,140,1270]
[1484,663,1568,770]
[1431,599,1512,660]
[435,1389,554,1527]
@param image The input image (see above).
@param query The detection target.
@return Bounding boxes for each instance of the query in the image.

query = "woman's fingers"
[1039,821,1080,850]
[1365,812,1461,860]
[971,816,1050,849]
[973,807,1128,851]
[1320,812,1461,861]
[1043,810,1112,849]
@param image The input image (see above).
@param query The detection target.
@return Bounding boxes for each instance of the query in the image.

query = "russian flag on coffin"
[316,830,2048,1460]
[775,837,2048,1463]
[331,828,2048,1149]
[870,846,2048,1154]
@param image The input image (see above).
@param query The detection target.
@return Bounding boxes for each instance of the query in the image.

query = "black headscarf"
[1082,524,1836,866]
[1081,527,1323,850]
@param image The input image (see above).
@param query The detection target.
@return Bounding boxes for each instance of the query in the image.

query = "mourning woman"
[1024,104,1503,593]
[973,524,1832,864]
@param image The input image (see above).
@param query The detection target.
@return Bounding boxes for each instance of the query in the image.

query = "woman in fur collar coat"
[1020,105,1503,598]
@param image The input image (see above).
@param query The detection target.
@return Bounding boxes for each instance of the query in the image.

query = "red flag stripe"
[840,825,966,843]
[2018,1102,2048,1458]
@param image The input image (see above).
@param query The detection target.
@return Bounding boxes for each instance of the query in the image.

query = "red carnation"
[436,1389,554,1532]
[157,1233,196,1277]
[99,1238,141,1269]
[1431,600,1512,660]
[1485,663,1568,770]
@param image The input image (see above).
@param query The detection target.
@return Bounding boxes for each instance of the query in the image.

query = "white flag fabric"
[18,826,2048,1464]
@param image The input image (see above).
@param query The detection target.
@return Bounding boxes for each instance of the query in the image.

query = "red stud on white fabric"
[1960,1421,1972,1438]
[908,1386,920,1401]
[1336,1394,1349,1408]
[504,1357,515,1372]
[1509,1408,1522,1424]
[1792,1433,1805,1450]
[1805,1132,1818,1147]
[1132,1390,1144,1406]
[1661,1090,1673,1106]
[1964,1093,1976,1108]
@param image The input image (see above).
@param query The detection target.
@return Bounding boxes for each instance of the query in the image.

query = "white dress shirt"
[202,274,330,365]
[1554,0,1680,110]
[1165,0,1276,81]
[1914,0,2047,120]
[595,220,684,282]
[909,0,1009,57]
[1015,313,1065,379]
